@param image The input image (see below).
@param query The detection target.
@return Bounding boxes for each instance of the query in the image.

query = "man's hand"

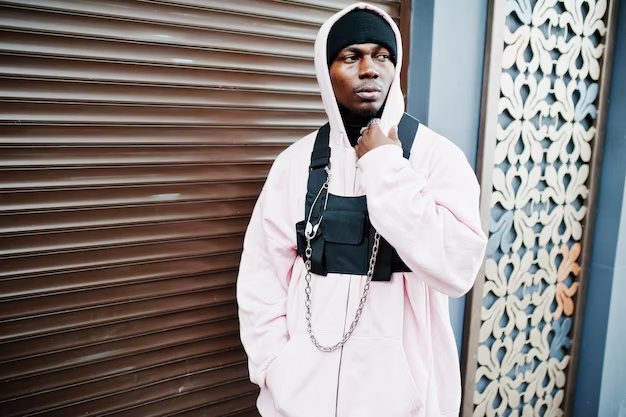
[354,119,401,159]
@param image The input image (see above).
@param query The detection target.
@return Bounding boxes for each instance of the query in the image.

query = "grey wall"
[406,0,434,124]
[600,250,626,417]
[407,0,488,355]
[574,1,626,416]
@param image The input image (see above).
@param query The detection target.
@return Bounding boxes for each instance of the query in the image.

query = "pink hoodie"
[237,3,487,416]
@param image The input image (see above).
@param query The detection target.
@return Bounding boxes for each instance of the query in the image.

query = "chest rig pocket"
[296,114,420,281]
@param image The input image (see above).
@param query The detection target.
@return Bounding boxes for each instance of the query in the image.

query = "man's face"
[329,43,395,118]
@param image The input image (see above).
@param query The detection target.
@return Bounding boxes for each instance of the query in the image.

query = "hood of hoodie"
[314,3,405,148]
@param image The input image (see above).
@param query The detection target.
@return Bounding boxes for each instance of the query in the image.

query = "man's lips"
[354,86,382,101]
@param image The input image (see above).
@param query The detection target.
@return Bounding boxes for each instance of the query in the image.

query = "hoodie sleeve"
[237,156,297,387]
[357,136,487,298]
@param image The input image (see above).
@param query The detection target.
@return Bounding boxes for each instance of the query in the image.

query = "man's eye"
[375,54,390,61]
[344,55,358,62]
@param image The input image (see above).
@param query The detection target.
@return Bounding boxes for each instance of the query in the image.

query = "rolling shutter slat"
[0,126,309,144]
[2,349,248,416]
[1,0,321,40]
[0,253,243,298]
[0,304,240,362]
[0,7,315,58]
[0,201,257,234]
[1,218,250,257]
[0,32,317,76]
[0,166,272,190]
[1,333,243,399]
[0,235,245,278]
[0,146,288,167]
[0,102,328,126]
[1,79,323,108]
[1,182,264,212]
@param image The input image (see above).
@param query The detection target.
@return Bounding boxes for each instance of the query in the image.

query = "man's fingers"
[368,124,384,137]
[355,122,400,158]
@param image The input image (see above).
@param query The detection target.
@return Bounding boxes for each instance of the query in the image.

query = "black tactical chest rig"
[296,113,420,281]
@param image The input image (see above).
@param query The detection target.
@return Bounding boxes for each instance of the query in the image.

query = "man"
[237,3,487,416]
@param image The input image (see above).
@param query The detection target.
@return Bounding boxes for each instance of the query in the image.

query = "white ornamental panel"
[462,1,619,416]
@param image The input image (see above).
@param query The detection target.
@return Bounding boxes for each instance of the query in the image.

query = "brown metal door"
[0,1,403,415]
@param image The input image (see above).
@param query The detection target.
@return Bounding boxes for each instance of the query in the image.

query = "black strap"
[302,123,332,250]
[310,123,331,169]
[397,113,419,159]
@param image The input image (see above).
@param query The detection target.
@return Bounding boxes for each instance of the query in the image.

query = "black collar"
[338,105,382,147]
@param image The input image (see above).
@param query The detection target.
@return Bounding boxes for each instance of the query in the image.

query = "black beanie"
[326,9,397,67]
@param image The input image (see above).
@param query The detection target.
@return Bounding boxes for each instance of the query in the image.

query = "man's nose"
[359,56,379,79]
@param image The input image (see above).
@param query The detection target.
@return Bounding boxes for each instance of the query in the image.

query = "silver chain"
[304,231,381,352]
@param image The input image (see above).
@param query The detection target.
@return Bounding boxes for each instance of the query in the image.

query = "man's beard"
[339,103,384,123]
[351,106,380,120]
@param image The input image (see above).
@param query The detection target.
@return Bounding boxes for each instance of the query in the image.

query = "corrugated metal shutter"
[0,1,404,415]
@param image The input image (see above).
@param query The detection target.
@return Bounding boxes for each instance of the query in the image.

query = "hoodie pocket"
[265,334,338,417]
[338,337,424,417]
